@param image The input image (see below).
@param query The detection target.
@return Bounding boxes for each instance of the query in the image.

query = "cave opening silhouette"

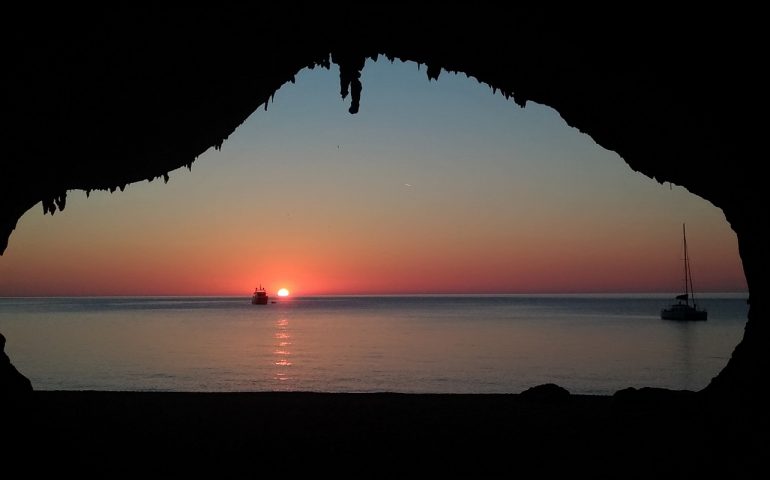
[2,6,766,476]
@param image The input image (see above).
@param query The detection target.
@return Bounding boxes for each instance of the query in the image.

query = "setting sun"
[277,288,290,297]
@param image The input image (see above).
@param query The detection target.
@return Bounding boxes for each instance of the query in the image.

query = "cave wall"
[1,6,766,396]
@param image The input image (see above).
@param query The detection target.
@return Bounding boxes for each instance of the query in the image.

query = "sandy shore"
[4,390,765,477]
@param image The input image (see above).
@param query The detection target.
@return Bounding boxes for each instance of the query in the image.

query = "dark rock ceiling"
[1,6,766,396]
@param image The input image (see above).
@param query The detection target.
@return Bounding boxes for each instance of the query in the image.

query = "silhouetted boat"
[661,224,707,321]
[251,285,269,305]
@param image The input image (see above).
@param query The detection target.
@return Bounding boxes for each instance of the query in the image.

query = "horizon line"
[0,291,750,299]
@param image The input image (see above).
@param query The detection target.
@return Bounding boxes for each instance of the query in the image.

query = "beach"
[5,389,765,477]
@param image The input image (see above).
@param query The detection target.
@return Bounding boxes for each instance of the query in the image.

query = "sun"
[277,288,290,297]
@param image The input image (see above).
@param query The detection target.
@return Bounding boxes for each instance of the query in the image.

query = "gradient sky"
[0,60,747,296]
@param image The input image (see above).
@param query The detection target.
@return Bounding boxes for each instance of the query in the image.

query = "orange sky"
[0,60,747,296]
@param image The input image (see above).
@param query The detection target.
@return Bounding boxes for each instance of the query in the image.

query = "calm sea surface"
[0,294,748,395]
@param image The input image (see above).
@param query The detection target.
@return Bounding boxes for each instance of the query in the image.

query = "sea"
[0,294,749,395]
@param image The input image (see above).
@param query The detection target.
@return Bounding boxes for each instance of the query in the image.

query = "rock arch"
[1,6,765,398]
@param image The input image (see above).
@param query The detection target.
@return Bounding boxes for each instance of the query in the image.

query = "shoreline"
[6,389,765,476]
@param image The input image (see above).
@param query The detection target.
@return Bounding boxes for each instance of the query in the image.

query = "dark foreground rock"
[521,383,571,402]
[4,390,766,478]
[0,333,33,397]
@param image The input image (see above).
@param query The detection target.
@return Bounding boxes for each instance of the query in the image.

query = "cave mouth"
[2,5,767,399]
[0,59,748,394]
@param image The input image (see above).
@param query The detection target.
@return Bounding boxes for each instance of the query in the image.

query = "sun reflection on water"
[273,318,292,386]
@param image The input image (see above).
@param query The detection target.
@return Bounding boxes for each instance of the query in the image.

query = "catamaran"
[661,224,707,321]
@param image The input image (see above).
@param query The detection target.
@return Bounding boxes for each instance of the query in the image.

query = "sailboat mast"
[683,223,695,308]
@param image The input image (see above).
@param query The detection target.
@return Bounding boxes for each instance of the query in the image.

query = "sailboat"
[661,224,707,320]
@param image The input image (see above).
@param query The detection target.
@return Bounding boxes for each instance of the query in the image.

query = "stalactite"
[332,52,366,114]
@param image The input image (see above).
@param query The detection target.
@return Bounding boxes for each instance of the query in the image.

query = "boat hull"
[251,296,268,305]
[661,307,707,321]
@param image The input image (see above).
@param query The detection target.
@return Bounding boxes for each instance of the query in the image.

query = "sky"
[0,60,747,296]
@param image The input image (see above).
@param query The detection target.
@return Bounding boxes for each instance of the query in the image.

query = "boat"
[661,224,707,321]
[251,285,269,305]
